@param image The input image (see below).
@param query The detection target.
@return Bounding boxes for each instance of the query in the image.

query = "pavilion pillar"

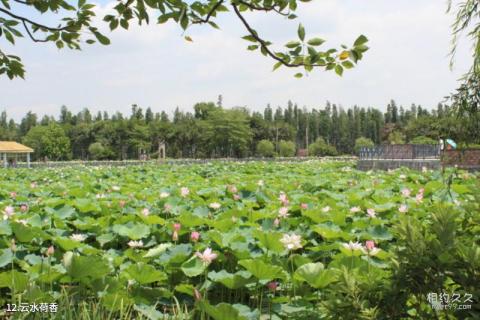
[27,153,31,168]
[3,153,7,168]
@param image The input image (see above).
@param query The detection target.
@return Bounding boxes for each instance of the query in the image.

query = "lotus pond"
[0,161,478,319]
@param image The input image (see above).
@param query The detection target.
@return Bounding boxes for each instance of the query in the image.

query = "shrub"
[308,137,338,156]
[409,136,437,145]
[278,140,296,157]
[354,137,374,154]
[256,140,275,157]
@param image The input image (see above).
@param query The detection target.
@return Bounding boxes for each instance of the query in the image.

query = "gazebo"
[0,141,34,168]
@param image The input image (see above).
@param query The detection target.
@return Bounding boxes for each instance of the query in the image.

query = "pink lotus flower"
[273,217,280,227]
[142,208,150,216]
[3,206,14,220]
[194,288,202,301]
[195,248,218,265]
[278,192,289,206]
[46,245,55,256]
[398,204,408,213]
[10,192,17,199]
[233,194,241,201]
[416,190,424,203]
[164,203,172,212]
[300,203,308,210]
[401,188,411,197]
[365,240,375,251]
[267,282,278,291]
[350,206,361,213]
[366,208,376,218]
[180,187,190,197]
[20,204,29,212]
[190,231,200,242]
[173,223,181,231]
[363,240,380,256]
[278,207,289,218]
[119,200,126,208]
[227,185,238,193]
[30,182,37,189]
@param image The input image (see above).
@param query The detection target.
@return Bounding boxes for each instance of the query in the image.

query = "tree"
[23,123,71,160]
[388,131,406,145]
[0,0,369,79]
[446,0,480,140]
[308,137,337,156]
[88,142,110,159]
[278,140,296,157]
[256,140,275,157]
[354,137,374,154]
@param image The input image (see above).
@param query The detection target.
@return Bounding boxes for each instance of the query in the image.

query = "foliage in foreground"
[0,0,368,79]
[0,161,478,319]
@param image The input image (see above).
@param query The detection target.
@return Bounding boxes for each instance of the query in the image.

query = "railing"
[10,156,358,168]
[359,144,441,160]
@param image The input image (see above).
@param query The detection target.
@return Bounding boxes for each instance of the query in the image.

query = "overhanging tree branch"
[0,7,70,32]
[232,3,314,68]
[237,0,288,17]
[22,21,48,43]
[192,0,225,24]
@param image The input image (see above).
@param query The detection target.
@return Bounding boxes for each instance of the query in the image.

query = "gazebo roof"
[0,141,34,153]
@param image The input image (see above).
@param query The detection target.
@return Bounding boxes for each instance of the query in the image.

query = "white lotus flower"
[17,219,28,226]
[70,233,87,242]
[322,206,331,213]
[160,192,170,198]
[209,202,221,210]
[112,186,121,191]
[128,240,144,248]
[280,233,302,250]
[142,208,150,216]
[398,204,408,213]
[342,241,363,251]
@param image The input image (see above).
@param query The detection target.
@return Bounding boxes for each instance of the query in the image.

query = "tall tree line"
[0,99,477,161]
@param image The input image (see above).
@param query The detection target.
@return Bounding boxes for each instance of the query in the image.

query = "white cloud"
[0,0,472,121]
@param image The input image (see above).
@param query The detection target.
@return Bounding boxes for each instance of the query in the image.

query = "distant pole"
[3,153,7,168]
[305,116,309,156]
[27,153,31,168]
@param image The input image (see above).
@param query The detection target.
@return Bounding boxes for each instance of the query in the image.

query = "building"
[0,141,34,168]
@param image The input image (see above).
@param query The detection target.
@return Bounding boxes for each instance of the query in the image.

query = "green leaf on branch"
[298,24,305,41]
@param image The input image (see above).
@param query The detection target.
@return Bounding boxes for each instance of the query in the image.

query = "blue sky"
[0,0,472,121]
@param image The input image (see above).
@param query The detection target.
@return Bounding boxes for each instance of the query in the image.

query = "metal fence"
[359,144,441,160]
[10,156,358,169]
